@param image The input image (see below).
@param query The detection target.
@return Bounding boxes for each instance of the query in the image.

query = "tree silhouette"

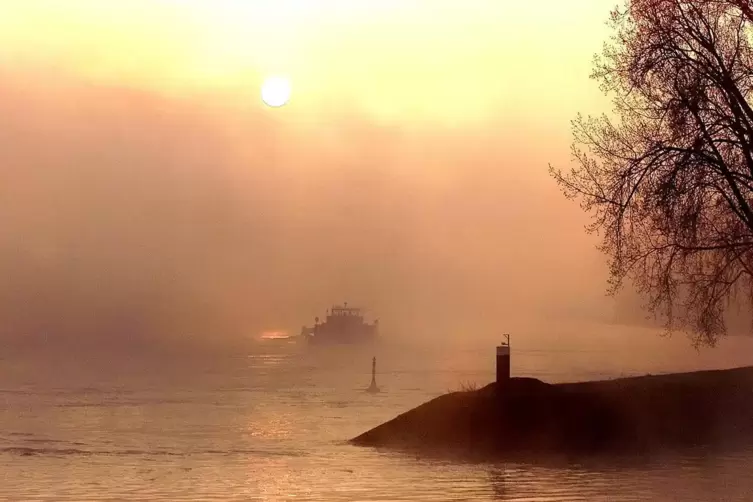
[550,0,753,346]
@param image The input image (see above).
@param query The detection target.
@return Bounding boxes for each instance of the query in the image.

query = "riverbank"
[351,366,753,460]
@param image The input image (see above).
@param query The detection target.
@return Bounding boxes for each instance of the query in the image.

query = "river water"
[2,328,753,501]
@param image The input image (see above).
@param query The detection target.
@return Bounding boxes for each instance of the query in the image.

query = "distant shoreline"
[351,366,753,461]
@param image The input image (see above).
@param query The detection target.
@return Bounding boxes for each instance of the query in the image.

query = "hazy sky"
[0,1,633,354]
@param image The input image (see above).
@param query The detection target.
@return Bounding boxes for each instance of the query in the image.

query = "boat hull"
[305,327,378,345]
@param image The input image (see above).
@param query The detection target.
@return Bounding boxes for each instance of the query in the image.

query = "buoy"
[366,356,380,393]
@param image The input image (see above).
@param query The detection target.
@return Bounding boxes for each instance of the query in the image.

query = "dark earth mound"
[351,367,753,461]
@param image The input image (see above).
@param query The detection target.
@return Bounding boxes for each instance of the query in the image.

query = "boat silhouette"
[300,302,378,345]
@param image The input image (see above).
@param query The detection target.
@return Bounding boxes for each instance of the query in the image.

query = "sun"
[261,75,292,108]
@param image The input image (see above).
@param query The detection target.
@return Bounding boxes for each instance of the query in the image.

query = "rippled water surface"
[3,333,753,501]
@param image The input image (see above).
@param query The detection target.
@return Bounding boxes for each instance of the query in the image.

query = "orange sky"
[0,0,611,124]
[0,1,648,354]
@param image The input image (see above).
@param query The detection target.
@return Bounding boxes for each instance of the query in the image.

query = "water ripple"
[1,343,753,501]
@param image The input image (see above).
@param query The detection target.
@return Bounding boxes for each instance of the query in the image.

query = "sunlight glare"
[261,76,292,107]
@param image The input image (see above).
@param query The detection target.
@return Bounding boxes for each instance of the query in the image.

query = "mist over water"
[0,69,629,358]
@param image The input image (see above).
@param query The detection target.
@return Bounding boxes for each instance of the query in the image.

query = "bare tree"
[550,0,753,346]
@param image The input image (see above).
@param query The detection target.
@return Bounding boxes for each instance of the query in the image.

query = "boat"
[300,302,379,344]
